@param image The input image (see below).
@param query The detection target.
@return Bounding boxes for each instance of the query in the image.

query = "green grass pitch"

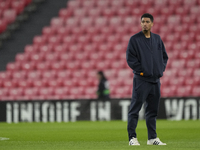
[0,120,200,150]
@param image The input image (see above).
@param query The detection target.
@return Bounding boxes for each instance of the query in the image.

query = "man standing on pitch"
[126,13,168,145]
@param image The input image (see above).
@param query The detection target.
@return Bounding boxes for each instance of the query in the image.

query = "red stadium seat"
[0,1,10,12]
[123,76,133,86]
[47,35,62,46]
[11,0,25,15]
[8,88,24,98]
[178,50,194,60]
[104,51,120,61]
[29,53,45,62]
[110,60,126,69]
[95,60,111,70]
[0,19,7,33]
[23,87,39,98]
[62,35,77,45]
[73,8,87,18]
[176,68,194,77]
[42,26,56,37]
[99,26,115,36]
[26,70,41,79]
[67,0,81,9]
[168,77,185,86]
[38,87,54,97]
[106,34,121,45]
[191,86,200,97]
[161,76,170,86]
[96,0,110,8]
[116,7,131,17]
[38,44,54,53]
[41,70,57,79]
[112,86,130,98]
[123,16,138,27]
[2,80,18,88]
[6,62,21,71]
[170,59,186,68]
[109,17,123,26]
[94,17,108,27]
[17,79,33,88]
[65,17,79,27]
[53,44,68,53]
[131,7,146,17]
[3,9,17,24]
[32,80,48,88]
[124,0,139,7]
[160,7,175,17]
[50,61,66,71]
[33,35,47,46]
[53,87,69,99]
[76,34,91,44]
[72,70,87,78]
[12,71,27,80]
[21,62,35,71]
[51,17,64,27]
[184,0,197,6]
[193,69,200,77]
[84,87,97,99]
[168,0,183,7]
[56,70,72,79]
[80,60,95,71]
[79,17,93,27]
[176,85,192,97]
[82,0,96,8]
[184,77,200,86]
[0,88,9,98]
[186,59,200,69]
[44,53,60,62]
[181,15,196,24]
[89,52,104,61]
[69,87,84,97]
[59,8,73,19]
[65,61,81,71]
[165,33,180,43]
[161,85,176,97]
[24,44,39,53]
[87,8,102,18]
[110,0,125,7]
[0,71,12,80]
[86,78,98,87]
[117,69,132,78]
[15,53,30,62]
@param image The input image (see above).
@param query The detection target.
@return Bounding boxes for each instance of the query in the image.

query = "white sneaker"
[147,137,166,145]
[129,137,140,145]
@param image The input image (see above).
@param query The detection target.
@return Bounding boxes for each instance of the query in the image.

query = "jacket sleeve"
[161,40,168,72]
[126,37,143,73]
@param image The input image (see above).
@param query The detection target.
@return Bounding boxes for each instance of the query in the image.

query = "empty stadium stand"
[0,0,200,100]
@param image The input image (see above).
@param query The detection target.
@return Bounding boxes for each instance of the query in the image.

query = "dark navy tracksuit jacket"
[126,31,168,140]
[126,31,168,82]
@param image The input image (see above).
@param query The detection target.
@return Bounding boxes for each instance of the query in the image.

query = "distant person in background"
[96,71,110,100]
[126,13,168,146]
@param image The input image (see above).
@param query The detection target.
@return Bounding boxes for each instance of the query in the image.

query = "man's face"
[141,17,153,32]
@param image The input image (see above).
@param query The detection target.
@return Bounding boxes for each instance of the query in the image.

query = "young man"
[126,13,168,145]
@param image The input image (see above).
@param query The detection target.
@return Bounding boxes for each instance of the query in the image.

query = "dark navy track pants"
[127,78,161,140]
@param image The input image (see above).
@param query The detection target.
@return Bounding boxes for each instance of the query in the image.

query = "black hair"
[141,13,154,22]
[97,71,107,80]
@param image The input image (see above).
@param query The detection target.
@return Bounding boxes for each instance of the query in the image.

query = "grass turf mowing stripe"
[0,120,200,150]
